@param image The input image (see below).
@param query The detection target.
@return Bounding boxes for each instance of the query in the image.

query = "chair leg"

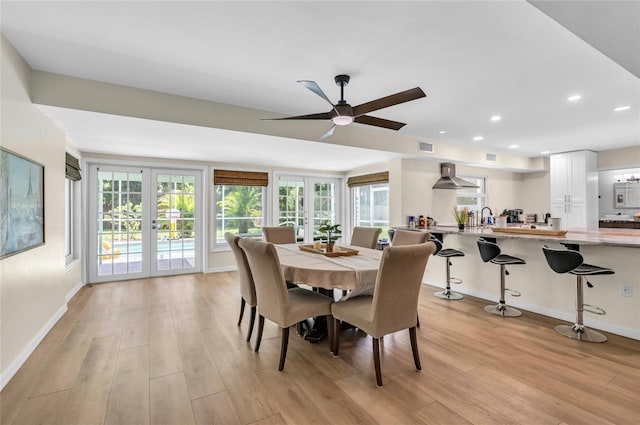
[254,315,265,352]
[409,326,421,371]
[237,298,246,327]
[333,318,341,356]
[416,313,420,328]
[326,315,335,354]
[278,327,290,371]
[372,337,383,387]
[246,306,257,342]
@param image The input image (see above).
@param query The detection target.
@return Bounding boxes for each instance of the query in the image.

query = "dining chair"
[388,230,432,327]
[391,230,431,246]
[332,242,436,386]
[238,238,335,371]
[262,226,296,244]
[350,227,382,249]
[225,233,258,343]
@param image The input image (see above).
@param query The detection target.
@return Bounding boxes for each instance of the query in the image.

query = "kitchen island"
[395,225,640,340]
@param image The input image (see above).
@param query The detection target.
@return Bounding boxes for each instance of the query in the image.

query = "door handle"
[151,219,158,230]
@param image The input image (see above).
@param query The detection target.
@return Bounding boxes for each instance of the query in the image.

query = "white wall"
[1,36,82,386]
[388,159,549,226]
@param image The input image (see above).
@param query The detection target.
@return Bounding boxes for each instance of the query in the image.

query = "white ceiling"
[2,1,639,171]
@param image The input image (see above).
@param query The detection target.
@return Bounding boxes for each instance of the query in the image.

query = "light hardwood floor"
[2,272,639,425]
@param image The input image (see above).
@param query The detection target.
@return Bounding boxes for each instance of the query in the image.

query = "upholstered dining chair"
[238,238,335,371]
[224,233,258,343]
[391,230,431,246]
[332,242,436,386]
[262,226,296,244]
[388,230,432,328]
[350,227,382,249]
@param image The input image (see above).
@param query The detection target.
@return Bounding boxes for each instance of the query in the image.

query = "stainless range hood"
[432,163,479,189]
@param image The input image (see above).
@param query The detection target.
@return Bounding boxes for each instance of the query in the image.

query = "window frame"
[351,182,390,240]
[65,177,81,268]
[211,182,268,251]
[455,175,487,213]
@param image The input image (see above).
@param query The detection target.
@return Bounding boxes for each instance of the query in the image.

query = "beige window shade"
[214,169,268,187]
[65,152,81,181]
[347,171,389,187]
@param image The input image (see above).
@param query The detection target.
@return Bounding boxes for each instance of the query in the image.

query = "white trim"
[65,280,84,303]
[205,265,237,274]
[422,278,639,341]
[0,303,68,390]
[65,258,81,273]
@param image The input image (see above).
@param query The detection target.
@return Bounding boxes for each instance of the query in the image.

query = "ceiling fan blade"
[354,115,406,130]
[262,112,332,121]
[353,87,426,117]
[320,124,336,140]
[297,80,339,114]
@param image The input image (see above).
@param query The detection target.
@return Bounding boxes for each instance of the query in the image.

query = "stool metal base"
[554,324,607,343]
[484,303,522,317]
[434,290,463,300]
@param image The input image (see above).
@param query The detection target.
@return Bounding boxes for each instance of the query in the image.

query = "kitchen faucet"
[480,207,493,225]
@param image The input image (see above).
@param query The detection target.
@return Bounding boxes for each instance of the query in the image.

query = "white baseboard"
[422,278,639,341]
[65,280,84,303]
[205,265,237,274]
[0,303,68,390]
[0,280,84,390]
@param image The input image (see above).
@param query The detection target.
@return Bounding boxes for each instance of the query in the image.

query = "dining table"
[274,243,383,342]
[275,243,383,298]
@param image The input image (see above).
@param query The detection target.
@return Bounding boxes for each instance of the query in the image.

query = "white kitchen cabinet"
[550,151,598,229]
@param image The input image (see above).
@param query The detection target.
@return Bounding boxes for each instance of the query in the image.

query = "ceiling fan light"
[332,115,354,126]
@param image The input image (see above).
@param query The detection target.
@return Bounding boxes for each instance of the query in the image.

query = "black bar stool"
[476,238,525,317]
[430,237,465,300]
[541,245,613,343]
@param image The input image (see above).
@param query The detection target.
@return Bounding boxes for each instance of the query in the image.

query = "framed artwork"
[0,148,45,259]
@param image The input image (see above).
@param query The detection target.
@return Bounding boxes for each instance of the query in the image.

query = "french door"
[88,165,202,283]
[274,175,342,243]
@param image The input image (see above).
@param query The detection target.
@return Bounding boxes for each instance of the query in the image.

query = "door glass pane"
[97,170,144,277]
[278,180,304,241]
[313,182,336,239]
[156,173,196,271]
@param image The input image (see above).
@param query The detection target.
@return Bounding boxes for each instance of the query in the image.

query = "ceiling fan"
[265,74,426,139]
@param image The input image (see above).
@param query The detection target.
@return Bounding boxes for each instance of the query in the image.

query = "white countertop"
[395,225,640,247]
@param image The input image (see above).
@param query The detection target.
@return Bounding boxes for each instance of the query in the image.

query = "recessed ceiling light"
[509,144,519,149]
[473,136,484,141]
[568,94,582,102]
[490,115,502,122]
[541,150,551,154]
[439,130,446,134]
[614,106,631,112]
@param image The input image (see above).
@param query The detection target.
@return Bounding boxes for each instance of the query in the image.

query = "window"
[65,152,81,267]
[353,183,389,238]
[65,178,74,261]
[214,185,266,245]
[456,176,486,212]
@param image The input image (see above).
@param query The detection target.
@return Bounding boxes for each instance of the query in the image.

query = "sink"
[604,214,631,220]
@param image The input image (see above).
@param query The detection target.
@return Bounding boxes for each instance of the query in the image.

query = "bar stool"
[476,238,524,317]
[541,245,613,343]
[430,237,465,300]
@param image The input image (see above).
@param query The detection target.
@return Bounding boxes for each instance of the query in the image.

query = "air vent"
[418,141,434,153]
[486,153,497,162]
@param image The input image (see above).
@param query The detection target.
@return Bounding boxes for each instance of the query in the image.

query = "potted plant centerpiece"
[452,207,469,231]
[318,220,342,252]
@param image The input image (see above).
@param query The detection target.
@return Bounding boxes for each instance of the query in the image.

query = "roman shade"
[65,152,81,181]
[347,171,388,187]
[214,169,268,186]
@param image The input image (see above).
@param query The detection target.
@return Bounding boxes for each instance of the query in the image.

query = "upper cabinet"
[550,151,598,229]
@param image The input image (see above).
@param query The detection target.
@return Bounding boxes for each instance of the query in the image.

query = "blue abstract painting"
[0,148,44,259]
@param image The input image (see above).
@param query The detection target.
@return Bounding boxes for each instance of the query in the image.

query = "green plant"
[318,220,342,245]
[452,207,469,225]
